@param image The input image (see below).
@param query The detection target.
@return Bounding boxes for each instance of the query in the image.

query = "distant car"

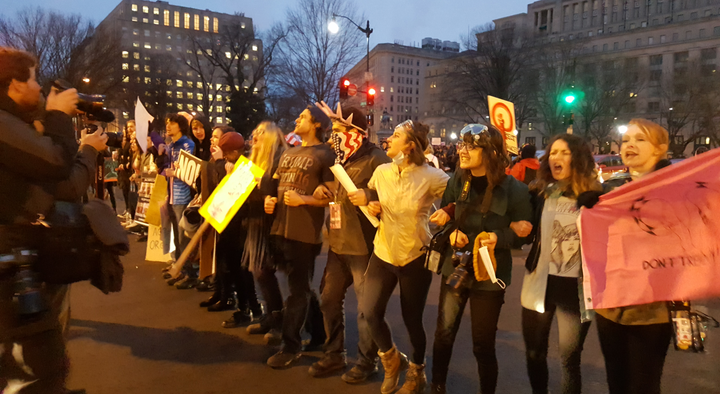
[594,154,627,181]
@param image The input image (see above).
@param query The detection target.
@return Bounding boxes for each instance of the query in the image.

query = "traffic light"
[367,113,374,126]
[564,93,576,104]
[339,78,350,99]
[367,87,376,106]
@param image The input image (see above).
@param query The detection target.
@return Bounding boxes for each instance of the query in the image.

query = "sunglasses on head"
[395,119,415,132]
[460,124,489,139]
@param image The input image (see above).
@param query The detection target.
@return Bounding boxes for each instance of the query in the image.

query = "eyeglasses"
[459,124,488,140]
[457,142,480,152]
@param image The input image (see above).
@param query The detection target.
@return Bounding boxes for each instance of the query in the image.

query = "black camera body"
[446,251,474,291]
[52,80,124,148]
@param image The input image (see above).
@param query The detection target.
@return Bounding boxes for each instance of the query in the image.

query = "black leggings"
[596,313,672,394]
[364,253,433,364]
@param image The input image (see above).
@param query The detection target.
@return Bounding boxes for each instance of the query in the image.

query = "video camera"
[52,80,123,148]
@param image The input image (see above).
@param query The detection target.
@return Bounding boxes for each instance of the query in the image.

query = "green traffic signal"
[564,94,576,104]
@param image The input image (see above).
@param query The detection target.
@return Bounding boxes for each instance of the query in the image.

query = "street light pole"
[329,14,374,138]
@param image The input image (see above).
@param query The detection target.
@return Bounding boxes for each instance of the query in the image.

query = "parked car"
[594,154,627,181]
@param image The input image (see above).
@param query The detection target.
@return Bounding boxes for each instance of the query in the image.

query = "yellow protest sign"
[199,156,264,233]
[488,95,519,155]
[144,175,168,227]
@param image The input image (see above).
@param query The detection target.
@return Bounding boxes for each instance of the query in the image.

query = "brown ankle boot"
[378,345,409,394]
[397,362,427,394]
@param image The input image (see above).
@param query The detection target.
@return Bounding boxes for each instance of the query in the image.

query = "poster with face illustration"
[579,148,720,310]
[547,197,582,277]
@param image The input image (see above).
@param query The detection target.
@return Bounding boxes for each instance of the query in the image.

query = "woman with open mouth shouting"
[520,134,602,394]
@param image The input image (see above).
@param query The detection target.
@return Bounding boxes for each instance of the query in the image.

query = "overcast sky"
[3,0,531,47]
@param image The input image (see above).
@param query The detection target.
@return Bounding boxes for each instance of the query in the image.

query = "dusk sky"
[3,0,532,48]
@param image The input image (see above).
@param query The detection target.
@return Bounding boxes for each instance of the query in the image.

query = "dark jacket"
[0,95,78,225]
[330,140,391,256]
[0,94,85,342]
[440,172,533,290]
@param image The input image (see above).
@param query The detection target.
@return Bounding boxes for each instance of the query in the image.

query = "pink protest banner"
[579,148,720,310]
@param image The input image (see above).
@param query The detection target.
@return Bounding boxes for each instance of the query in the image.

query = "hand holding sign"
[176,150,204,187]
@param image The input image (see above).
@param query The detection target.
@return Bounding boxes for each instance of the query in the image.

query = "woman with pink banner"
[520,134,602,394]
[577,119,675,394]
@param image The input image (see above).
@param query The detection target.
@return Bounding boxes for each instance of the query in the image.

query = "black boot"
[199,292,221,308]
[222,308,253,328]
[207,295,235,312]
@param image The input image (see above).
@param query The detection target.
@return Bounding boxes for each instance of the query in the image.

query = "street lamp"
[328,18,339,34]
[82,77,90,83]
[450,132,458,140]
[328,13,374,136]
[618,125,628,134]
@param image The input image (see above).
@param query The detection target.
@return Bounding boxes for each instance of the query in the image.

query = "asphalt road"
[66,236,720,394]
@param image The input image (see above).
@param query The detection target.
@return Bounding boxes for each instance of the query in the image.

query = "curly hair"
[532,134,601,197]
[459,123,509,188]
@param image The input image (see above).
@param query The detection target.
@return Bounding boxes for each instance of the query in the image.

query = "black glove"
[577,190,603,209]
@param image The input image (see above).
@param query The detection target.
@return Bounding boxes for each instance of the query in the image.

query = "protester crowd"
[1,46,717,394]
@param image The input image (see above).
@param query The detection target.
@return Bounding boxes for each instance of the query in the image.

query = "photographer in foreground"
[0,47,107,394]
[428,124,532,394]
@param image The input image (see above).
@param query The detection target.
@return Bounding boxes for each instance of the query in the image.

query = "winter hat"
[218,131,245,152]
[307,106,332,135]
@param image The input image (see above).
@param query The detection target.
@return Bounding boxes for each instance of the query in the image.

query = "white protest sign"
[176,150,203,187]
[134,98,154,153]
[145,224,173,262]
[330,164,379,227]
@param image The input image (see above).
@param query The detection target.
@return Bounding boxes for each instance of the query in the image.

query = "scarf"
[331,130,365,165]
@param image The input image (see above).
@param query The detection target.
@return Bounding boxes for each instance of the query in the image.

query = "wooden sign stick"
[167,221,212,279]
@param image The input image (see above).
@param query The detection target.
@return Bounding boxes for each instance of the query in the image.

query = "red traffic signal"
[367,87,376,106]
[340,78,350,99]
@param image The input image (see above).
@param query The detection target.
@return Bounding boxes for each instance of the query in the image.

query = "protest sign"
[146,224,173,262]
[144,175,168,227]
[135,98,154,153]
[488,95,519,155]
[579,148,720,310]
[176,150,203,187]
[199,156,265,233]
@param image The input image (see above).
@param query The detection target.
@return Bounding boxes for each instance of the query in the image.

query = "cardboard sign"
[199,156,265,233]
[176,150,203,187]
[488,95,519,155]
[144,175,168,227]
[431,137,441,146]
[579,148,720,310]
[145,224,173,262]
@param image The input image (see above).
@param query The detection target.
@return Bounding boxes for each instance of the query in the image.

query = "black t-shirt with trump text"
[270,144,335,244]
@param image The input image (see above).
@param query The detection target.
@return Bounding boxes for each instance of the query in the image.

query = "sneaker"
[166,272,185,286]
[196,276,214,292]
[308,354,347,377]
[264,328,282,346]
[342,361,379,384]
[267,350,301,369]
[222,309,253,328]
[175,277,200,290]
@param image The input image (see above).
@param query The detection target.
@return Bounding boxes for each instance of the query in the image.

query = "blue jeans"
[522,275,591,394]
[432,281,505,393]
[319,251,378,365]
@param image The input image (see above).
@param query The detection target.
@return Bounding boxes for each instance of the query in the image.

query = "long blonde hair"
[249,121,288,173]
